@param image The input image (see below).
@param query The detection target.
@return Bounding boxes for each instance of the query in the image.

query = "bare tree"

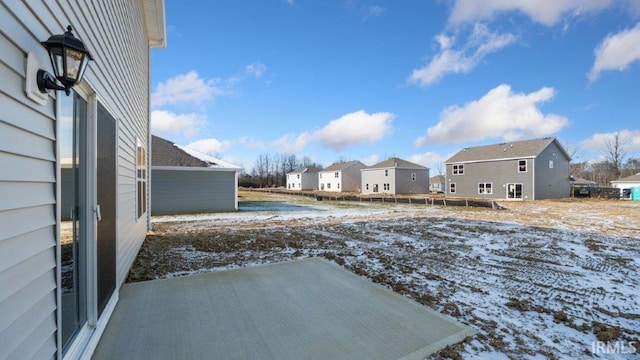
[435,162,444,176]
[602,132,631,180]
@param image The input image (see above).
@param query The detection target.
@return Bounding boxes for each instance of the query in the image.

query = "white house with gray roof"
[286,167,319,190]
[610,173,640,199]
[151,136,242,214]
[318,161,366,192]
[361,158,429,195]
[445,137,571,200]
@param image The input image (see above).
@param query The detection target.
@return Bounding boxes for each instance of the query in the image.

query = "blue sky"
[150,0,640,172]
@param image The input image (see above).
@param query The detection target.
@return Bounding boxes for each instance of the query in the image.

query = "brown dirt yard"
[128,191,640,359]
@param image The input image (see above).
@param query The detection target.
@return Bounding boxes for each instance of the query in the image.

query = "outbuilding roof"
[445,137,569,164]
[611,173,640,183]
[151,135,241,170]
[365,157,427,170]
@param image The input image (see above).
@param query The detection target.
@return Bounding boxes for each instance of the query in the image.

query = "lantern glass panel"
[64,48,84,82]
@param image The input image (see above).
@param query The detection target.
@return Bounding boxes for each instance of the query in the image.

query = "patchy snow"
[136,195,640,359]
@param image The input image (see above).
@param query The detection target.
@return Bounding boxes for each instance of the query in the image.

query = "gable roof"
[445,137,568,164]
[611,173,640,183]
[430,175,445,183]
[321,160,365,172]
[151,135,241,170]
[287,167,321,175]
[366,157,427,170]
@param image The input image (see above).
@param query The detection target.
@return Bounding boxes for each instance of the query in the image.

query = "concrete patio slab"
[92,258,475,360]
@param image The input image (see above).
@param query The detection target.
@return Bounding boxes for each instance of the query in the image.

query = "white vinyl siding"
[0,1,156,358]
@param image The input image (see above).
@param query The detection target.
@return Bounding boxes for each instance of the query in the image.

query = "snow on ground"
[134,193,640,359]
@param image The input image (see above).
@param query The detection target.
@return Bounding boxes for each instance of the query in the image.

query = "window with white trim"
[136,139,147,219]
[478,182,493,194]
[327,183,331,189]
[450,183,456,193]
[384,169,388,176]
[411,173,416,181]
[334,172,339,178]
[383,183,389,190]
[366,184,369,190]
[453,164,464,175]
[549,160,554,169]
[518,160,527,172]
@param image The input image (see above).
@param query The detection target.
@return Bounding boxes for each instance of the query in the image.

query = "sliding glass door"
[59,92,88,353]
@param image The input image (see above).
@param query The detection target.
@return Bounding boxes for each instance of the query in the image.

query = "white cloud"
[314,110,395,151]
[360,154,380,166]
[369,5,385,17]
[186,138,232,155]
[414,84,569,146]
[588,23,640,81]
[245,62,267,78]
[407,152,447,170]
[151,71,220,108]
[449,0,613,26]
[579,129,640,152]
[272,132,313,154]
[409,24,516,86]
[272,110,395,153]
[151,110,206,138]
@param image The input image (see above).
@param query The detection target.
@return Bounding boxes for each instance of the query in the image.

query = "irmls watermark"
[591,341,638,355]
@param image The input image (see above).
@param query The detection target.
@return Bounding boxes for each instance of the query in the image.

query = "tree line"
[239,154,324,188]
[570,132,639,186]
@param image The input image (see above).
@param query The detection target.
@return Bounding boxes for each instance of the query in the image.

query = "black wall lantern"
[38,26,93,95]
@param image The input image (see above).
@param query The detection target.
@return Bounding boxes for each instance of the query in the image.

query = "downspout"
[146,48,152,231]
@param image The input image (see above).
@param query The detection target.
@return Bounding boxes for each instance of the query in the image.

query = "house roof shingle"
[445,137,568,164]
[321,160,365,172]
[151,135,241,169]
[366,157,427,170]
[429,175,445,183]
[611,173,640,183]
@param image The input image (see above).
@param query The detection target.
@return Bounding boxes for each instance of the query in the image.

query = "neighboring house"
[611,173,640,199]
[0,2,165,359]
[318,161,366,192]
[151,136,242,214]
[444,137,571,200]
[286,167,319,190]
[361,158,429,195]
[429,175,446,193]
[570,176,596,187]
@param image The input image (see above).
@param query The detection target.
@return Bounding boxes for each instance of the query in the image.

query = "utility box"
[631,187,640,201]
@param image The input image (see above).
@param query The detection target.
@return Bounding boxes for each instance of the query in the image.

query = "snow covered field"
[131,192,640,359]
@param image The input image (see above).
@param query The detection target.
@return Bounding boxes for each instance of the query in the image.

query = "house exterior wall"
[361,169,387,194]
[362,168,429,194]
[395,168,429,194]
[533,141,571,199]
[286,171,318,190]
[340,164,365,192]
[446,159,535,200]
[318,170,342,192]
[0,1,156,359]
[151,169,238,214]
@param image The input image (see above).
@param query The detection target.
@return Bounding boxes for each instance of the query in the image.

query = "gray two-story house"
[445,137,571,200]
[318,161,366,192]
[361,158,429,195]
